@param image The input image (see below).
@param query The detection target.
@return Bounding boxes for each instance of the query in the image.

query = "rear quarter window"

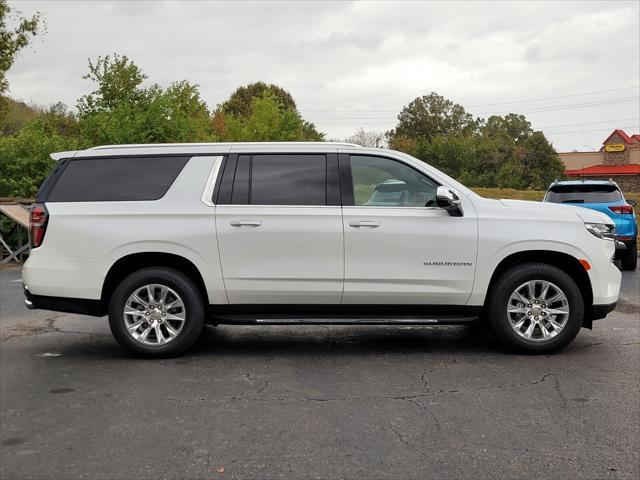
[46,156,189,202]
[545,185,623,203]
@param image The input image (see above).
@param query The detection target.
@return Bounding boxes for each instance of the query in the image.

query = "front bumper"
[591,302,617,321]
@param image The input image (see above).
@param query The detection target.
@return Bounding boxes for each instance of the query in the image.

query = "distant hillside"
[1,97,42,135]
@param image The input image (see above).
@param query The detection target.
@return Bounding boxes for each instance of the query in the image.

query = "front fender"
[467,239,592,307]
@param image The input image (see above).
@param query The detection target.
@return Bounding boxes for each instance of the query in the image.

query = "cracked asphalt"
[1,267,638,480]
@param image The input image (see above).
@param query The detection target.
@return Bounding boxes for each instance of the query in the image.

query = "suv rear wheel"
[108,267,205,357]
[487,263,584,354]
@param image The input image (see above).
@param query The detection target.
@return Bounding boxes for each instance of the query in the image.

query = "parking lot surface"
[1,266,638,480]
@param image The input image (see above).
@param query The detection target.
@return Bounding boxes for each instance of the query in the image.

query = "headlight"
[585,222,616,240]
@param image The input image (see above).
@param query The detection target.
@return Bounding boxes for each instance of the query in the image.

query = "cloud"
[6,0,639,151]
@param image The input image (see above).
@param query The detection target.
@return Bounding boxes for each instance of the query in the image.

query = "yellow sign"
[605,143,625,152]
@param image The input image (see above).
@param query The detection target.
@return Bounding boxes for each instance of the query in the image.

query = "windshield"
[545,185,622,204]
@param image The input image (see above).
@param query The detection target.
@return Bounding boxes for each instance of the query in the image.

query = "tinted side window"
[36,158,69,202]
[350,155,439,207]
[47,156,189,202]
[250,154,327,205]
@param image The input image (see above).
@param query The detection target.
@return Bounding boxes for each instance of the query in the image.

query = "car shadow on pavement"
[31,323,507,361]
[181,323,505,358]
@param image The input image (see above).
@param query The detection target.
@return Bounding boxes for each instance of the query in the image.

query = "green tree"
[0,0,42,123]
[0,111,78,197]
[217,92,323,142]
[388,92,562,189]
[77,54,147,116]
[519,132,565,189]
[77,54,214,145]
[1,97,40,135]
[411,136,471,179]
[221,82,297,118]
[482,113,533,143]
[388,92,479,147]
[216,81,323,141]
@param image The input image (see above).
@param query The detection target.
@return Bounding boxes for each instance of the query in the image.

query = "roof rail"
[50,151,79,161]
[88,141,363,150]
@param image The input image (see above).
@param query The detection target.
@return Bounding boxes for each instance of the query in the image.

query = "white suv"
[22,142,621,357]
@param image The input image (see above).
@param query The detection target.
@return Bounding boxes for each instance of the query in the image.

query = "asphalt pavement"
[1,266,638,480]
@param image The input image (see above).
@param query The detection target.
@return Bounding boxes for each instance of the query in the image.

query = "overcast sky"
[7,0,640,151]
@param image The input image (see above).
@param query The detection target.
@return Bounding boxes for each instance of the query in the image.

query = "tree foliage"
[1,98,40,135]
[389,94,564,189]
[482,113,532,143]
[221,82,297,118]
[77,54,214,145]
[0,0,42,122]
[214,92,323,142]
[77,54,148,116]
[388,92,479,145]
[0,104,78,197]
[213,82,323,141]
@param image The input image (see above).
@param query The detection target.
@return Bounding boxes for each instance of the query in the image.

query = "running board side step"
[209,315,480,326]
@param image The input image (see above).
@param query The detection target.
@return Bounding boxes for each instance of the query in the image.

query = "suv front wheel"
[487,263,584,354]
[108,267,205,357]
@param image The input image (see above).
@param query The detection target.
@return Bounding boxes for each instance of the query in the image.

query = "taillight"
[608,204,634,215]
[30,203,49,248]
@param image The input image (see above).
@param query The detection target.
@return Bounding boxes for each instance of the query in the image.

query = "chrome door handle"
[230,220,262,227]
[349,220,380,228]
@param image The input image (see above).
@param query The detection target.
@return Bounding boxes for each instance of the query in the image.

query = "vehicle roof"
[549,179,619,188]
[51,142,362,160]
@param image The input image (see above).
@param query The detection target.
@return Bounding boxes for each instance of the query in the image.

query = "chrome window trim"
[200,156,224,207]
[214,204,442,211]
[343,205,444,211]
[214,204,341,209]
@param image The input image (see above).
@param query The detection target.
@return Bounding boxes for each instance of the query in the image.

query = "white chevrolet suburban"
[22,142,621,357]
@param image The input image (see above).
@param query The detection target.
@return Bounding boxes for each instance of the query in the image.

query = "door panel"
[216,206,343,303]
[342,204,477,304]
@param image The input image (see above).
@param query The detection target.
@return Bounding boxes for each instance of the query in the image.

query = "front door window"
[350,155,439,207]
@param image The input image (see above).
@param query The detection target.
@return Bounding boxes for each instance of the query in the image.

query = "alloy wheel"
[123,284,186,346]
[506,280,570,342]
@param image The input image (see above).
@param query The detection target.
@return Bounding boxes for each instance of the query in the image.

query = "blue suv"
[544,180,637,270]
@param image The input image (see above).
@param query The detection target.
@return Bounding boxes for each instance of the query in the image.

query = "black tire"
[620,241,637,271]
[108,267,205,358]
[487,263,584,354]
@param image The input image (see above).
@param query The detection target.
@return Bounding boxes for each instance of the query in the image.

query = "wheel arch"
[485,250,594,327]
[101,252,209,314]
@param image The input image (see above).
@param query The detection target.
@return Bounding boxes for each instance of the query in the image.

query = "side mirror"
[627,199,637,208]
[436,186,464,217]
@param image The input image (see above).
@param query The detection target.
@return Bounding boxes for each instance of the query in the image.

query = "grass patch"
[471,188,545,201]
